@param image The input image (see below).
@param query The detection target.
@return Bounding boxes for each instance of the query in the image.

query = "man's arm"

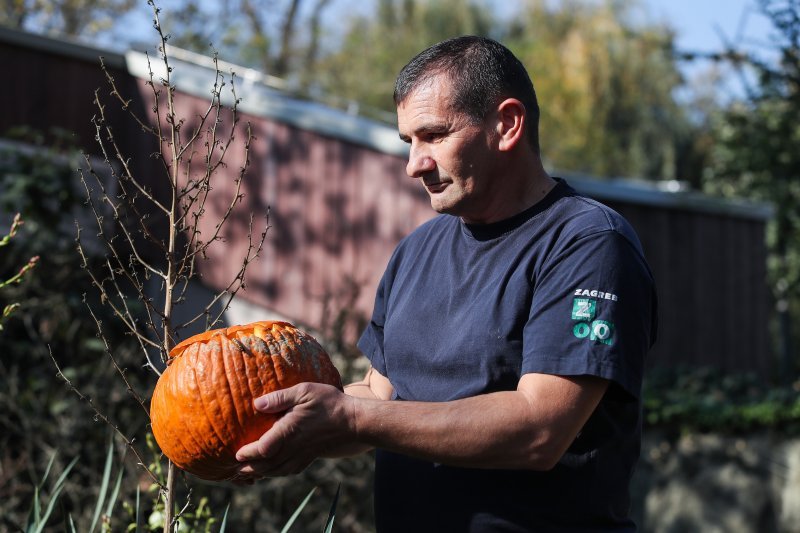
[234,368,608,478]
[355,371,607,469]
[343,366,394,400]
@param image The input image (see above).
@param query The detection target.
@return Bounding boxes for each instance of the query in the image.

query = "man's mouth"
[423,181,448,193]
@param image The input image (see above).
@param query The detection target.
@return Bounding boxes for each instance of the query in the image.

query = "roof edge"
[564,173,774,221]
[124,49,410,158]
[0,25,125,69]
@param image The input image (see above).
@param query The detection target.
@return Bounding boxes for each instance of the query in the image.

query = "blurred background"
[1,0,799,531]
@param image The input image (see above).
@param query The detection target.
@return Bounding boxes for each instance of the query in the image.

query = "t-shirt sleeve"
[522,230,656,400]
[357,271,389,376]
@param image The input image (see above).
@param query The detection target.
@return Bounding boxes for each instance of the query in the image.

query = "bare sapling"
[51,1,269,530]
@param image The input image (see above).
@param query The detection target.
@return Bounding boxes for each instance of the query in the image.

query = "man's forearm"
[351,373,608,470]
[352,391,555,469]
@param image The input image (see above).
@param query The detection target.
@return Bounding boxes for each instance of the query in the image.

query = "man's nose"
[406,144,436,178]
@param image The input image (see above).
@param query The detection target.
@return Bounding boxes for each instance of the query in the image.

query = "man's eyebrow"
[398,123,450,143]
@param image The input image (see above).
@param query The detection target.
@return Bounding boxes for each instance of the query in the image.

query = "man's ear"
[495,98,526,152]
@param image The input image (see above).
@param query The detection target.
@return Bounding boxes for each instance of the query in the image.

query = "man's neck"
[460,161,555,225]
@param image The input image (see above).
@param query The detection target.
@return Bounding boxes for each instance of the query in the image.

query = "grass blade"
[218,502,230,533]
[25,486,41,533]
[323,484,341,533]
[90,439,115,532]
[35,456,79,533]
[280,487,316,533]
[40,453,57,488]
[26,452,57,532]
[135,486,141,533]
[104,465,124,521]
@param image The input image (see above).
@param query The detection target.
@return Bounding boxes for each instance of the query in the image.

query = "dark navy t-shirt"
[358,179,657,532]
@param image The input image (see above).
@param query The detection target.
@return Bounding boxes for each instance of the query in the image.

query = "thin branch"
[75,226,163,353]
[92,87,170,215]
[49,347,162,489]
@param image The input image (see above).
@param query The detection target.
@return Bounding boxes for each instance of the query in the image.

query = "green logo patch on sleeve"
[571,298,596,320]
[571,298,614,345]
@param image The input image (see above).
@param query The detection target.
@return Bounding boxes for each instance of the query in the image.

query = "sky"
[115,0,775,58]
[641,0,775,98]
[109,0,777,99]
[643,0,773,55]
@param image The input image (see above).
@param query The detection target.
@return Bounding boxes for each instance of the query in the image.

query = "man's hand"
[234,382,357,480]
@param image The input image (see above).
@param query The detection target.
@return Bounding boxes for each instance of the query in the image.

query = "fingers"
[253,386,298,414]
[236,423,285,462]
[236,384,306,461]
[235,456,313,480]
[235,438,272,462]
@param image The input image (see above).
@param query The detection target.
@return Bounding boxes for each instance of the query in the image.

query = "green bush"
[643,366,800,435]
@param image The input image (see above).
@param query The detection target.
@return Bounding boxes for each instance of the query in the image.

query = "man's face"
[397,76,499,223]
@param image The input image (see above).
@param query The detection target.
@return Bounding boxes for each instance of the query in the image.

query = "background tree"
[702,0,800,377]
[507,0,692,180]
[305,0,696,180]
[157,0,335,83]
[306,0,494,121]
[0,0,137,36]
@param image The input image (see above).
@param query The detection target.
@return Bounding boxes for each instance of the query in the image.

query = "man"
[236,36,657,532]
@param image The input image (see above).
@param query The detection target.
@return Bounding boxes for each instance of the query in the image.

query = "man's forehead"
[398,72,452,106]
[397,101,451,140]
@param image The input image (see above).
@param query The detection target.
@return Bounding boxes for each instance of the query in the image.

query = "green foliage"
[311,0,496,122]
[508,0,690,180]
[0,129,150,530]
[643,366,800,435]
[308,0,694,180]
[25,453,79,533]
[0,0,138,37]
[702,0,800,369]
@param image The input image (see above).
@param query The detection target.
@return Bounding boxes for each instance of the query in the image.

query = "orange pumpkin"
[150,320,342,481]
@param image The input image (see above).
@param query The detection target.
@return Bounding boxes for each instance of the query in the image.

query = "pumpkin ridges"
[267,329,288,389]
[225,334,252,446]
[153,354,208,475]
[195,345,227,460]
[154,344,228,479]
[225,333,266,453]
[277,326,302,387]
[288,327,313,382]
[240,332,272,416]
[202,338,237,462]
[190,340,241,480]
[178,348,210,469]
[182,353,221,472]
[163,356,197,466]
[187,343,231,476]
[217,335,244,447]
